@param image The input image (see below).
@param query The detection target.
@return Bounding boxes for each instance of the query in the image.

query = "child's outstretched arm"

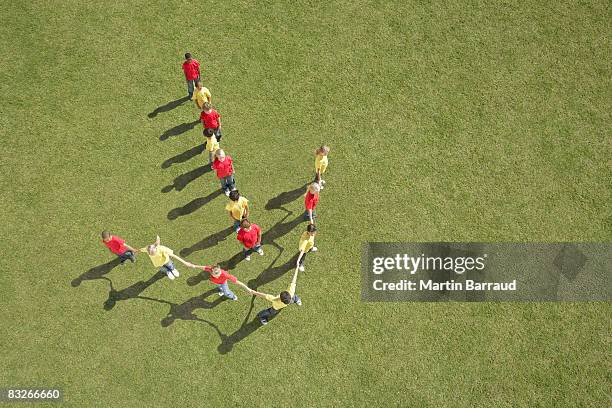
[169,253,192,267]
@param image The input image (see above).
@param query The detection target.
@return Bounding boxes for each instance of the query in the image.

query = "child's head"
[279,291,292,305]
[184,52,192,61]
[308,182,321,194]
[203,102,212,112]
[215,149,226,161]
[306,223,317,236]
[229,190,240,201]
[240,219,251,230]
[203,128,214,138]
[101,231,111,242]
[195,80,202,89]
[316,145,330,156]
[211,265,222,278]
[147,245,157,256]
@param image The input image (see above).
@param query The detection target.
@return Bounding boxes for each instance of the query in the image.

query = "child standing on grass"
[226,190,249,232]
[187,264,252,301]
[192,80,211,110]
[138,235,192,280]
[199,102,222,141]
[314,145,330,187]
[203,128,220,165]
[101,231,137,265]
[304,182,321,224]
[236,219,264,261]
[211,149,236,196]
[297,224,317,272]
[182,52,201,98]
[250,266,302,325]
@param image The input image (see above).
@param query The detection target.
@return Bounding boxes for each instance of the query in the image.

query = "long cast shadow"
[167,189,223,219]
[261,213,303,249]
[103,271,166,311]
[247,253,298,290]
[137,289,227,327]
[265,184,307,211]
[148,96,190,118]
[72,258,122,287]
[180,227,234,257]
[160,120,199,141]
[162,144,205,168]
[162,165,213,193]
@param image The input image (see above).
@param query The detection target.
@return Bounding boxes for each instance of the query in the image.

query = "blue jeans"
[303,210,317,221]
[243,244,262,257]
[118,250,135,263]
[217,282,237,300]
[257,294,300,322]
[219,175,236,193]
[186,76,200,96]
[233,219,241,232]
[159,260,175,274]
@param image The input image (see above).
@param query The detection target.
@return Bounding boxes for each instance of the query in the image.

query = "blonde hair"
[308,182,321,194]
[215,149,225,158]
[316,145,330,155]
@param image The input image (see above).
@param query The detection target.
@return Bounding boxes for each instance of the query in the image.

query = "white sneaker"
[172,269,180,277]
[320,179,326,185]
[217,290,224,297]
[166,270,175,280]
[245,255,251,261]
[224,190,230,196]
[257,248,264,256]
[232,295,238,301]
[298,265,305,272]
[295,298,302,306]
[311,247,318,252]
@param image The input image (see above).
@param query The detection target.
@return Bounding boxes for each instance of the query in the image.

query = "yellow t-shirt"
[206,135,220,153]
[315,154,328,174]
[143,245,173,267]
[299,232,315,253]
[192,87,212,109]
[225,196,249,220]
[264,280,297,310]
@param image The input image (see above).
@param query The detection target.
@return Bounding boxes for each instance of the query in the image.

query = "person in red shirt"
[304,182,321,224]
[101,230,138,265]
[236,219,264,261]
[211,149,236,196]
[187,264,253,301]
[199,102,222,141]
[182,52,201,98]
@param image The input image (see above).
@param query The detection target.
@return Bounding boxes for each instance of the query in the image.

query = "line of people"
[99,52,331,325]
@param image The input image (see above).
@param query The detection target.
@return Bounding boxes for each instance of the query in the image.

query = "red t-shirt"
[212,156,234,178]
[103,235,127,255]
[237,224,261,249]
[305,192,319,211]
[182,59,200,80]
[203,266,237,284]
[200,109,220,129]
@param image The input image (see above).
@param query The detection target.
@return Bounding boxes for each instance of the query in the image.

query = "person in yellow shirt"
[137,235,192,280]
[314,145,330,187]
[297,223,317,272]
[203,128,220,164]
[250,266,302,325]
[225,190,249,232]
[191,80,212,110]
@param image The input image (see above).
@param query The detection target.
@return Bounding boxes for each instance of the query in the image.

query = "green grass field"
[1,0,610,406]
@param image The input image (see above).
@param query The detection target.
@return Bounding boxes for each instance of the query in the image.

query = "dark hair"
[195,80,202,86]
[306,224,317,233]
[203,128,214,137]
[101,231,111,239]
[240,219,251,228]
[184,52,192,59]
[280,291,292,304]
[229,190,240,201]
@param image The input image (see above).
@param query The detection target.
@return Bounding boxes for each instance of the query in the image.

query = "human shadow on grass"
[247,252,299,290]
[71,258,122,287]
[162,144,205,168]
[265,184,307,211]
[186,251,246,287]
[102,271,166,311]
[159,120,199,141]
[162,166,213,194]
[148,96,190,118]
[167,189,223,220]
[260,212,303,250]
[180,226,234,257]
[216,297,270,355]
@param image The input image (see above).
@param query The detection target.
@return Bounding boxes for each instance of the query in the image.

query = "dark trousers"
[299,249,312,266]
[257,294,300,323]
[204,127,222,142]
[118,250,135,263]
